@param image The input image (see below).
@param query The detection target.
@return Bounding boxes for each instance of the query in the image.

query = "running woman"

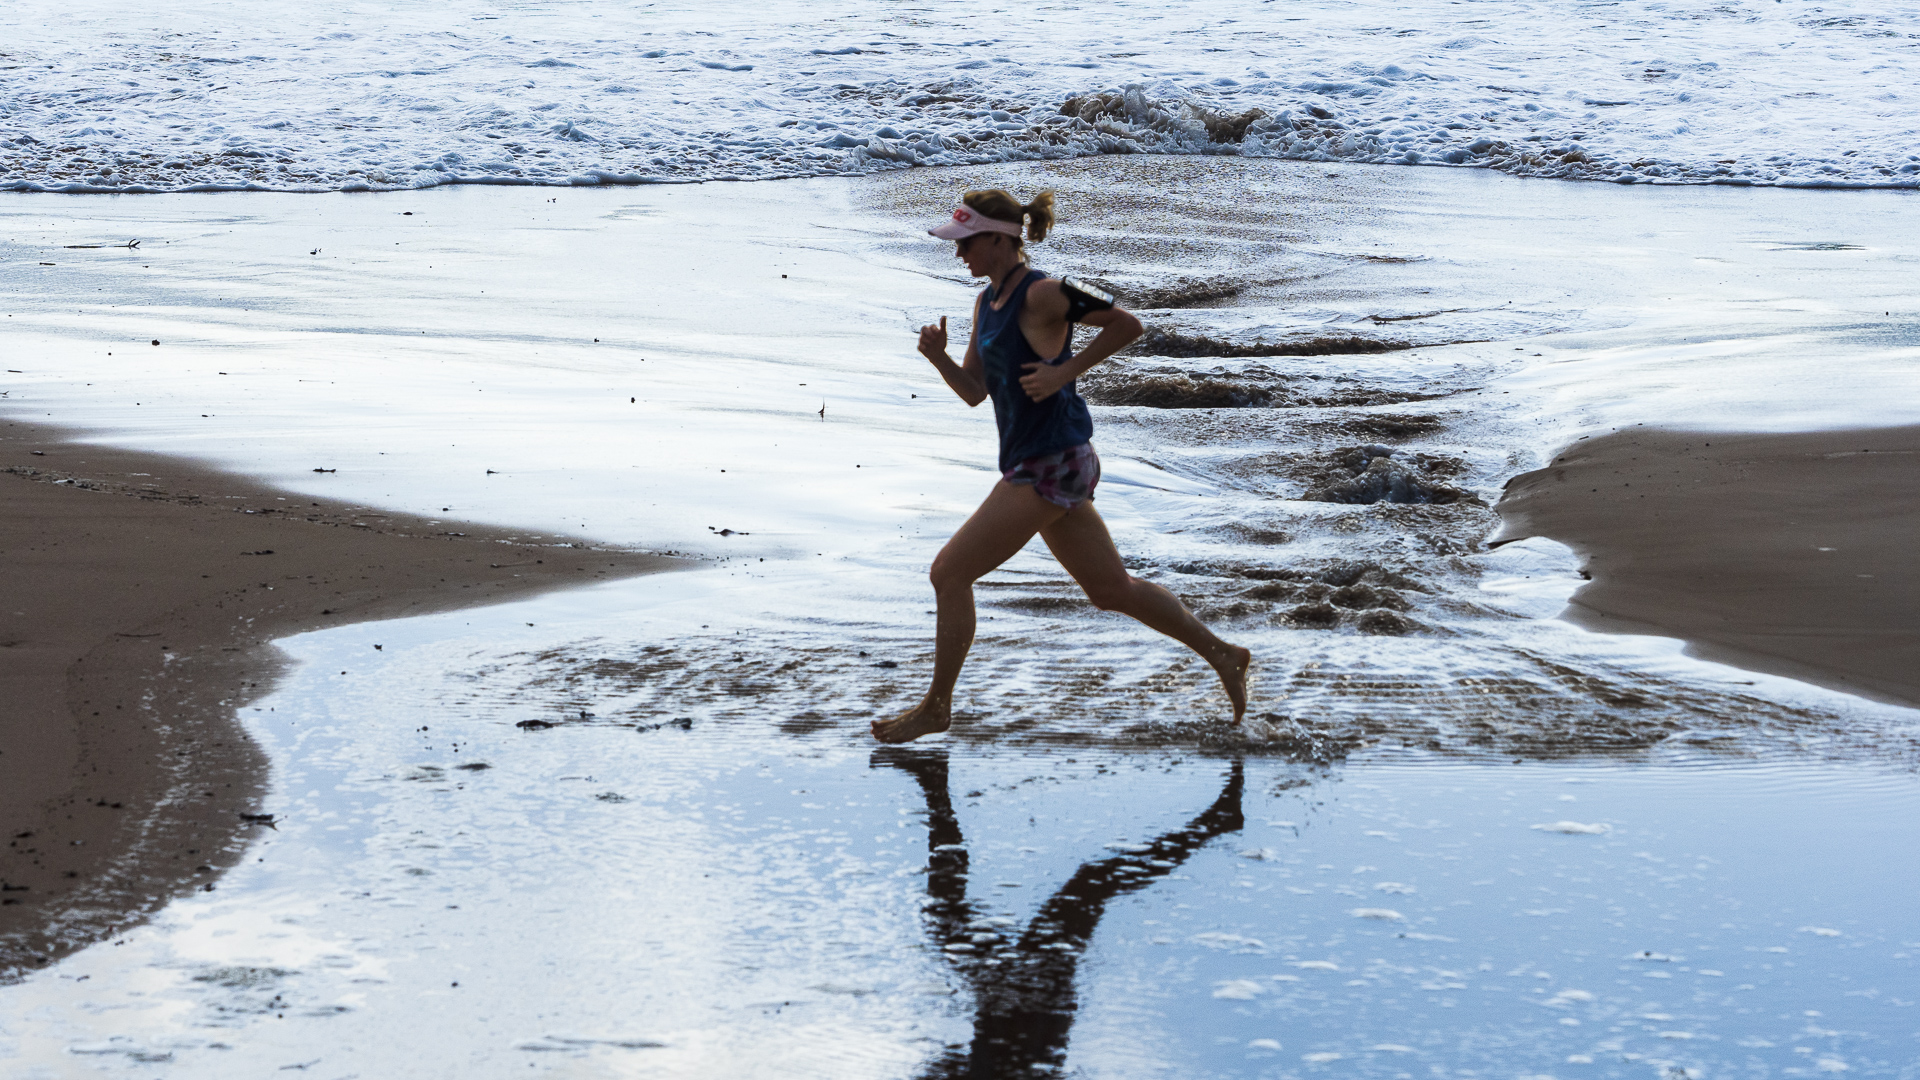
[872,189,1251,744]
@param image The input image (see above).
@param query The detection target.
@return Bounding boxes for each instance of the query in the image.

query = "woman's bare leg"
[873,482,1066,743]
[1040,501,1252,722]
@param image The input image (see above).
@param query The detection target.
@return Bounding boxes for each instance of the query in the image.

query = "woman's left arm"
[1016,280,1144,402]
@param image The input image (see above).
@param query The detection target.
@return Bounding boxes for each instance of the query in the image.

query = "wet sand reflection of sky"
[2,597,1917,1077]
[874,748,1246,1077]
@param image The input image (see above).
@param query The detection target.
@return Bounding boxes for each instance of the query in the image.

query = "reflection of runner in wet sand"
[873,189,1250,744]
[870,747,1246,1076]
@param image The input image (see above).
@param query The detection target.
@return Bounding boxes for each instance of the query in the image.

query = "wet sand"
[1495,425,1920,707]
[0,419,675,980]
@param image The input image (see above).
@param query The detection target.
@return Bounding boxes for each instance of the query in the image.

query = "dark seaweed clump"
[1338,412,1445,440]
[1304,446,1467,505]
[1078,365,1438,410]
[1059,94,1266,145]
[1080,372,1278,408]
[1077,276,1244,310]
[1131,326,1411,359]
[1171,558,1424,591]
[1171,559,1429,635]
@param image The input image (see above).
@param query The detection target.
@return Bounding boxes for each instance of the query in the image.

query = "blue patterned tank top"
[977,269,1095,473]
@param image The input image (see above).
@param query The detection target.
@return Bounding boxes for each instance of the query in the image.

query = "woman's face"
[954,232,1011,277]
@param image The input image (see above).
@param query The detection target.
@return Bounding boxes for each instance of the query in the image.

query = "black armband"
[1059,277,1116,323]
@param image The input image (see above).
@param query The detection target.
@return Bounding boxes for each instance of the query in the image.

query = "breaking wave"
[5,0,1917,194]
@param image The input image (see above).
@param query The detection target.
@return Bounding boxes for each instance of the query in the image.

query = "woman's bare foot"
[872,696,953,743]
[1208,644,1252,723]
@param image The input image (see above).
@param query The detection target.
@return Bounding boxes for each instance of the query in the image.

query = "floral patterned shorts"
[1003,442,1101,510]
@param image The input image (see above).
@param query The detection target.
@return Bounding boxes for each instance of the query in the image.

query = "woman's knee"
[929,552,974,593]
[1081,575,1137,612]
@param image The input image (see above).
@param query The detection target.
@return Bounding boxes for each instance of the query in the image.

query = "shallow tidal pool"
[2,588,1915,1080]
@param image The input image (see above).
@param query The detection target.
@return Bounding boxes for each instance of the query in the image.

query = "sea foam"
[4,0,1917,194]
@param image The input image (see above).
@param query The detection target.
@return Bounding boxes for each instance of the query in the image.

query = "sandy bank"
[0,420,676,981]
[1495,425,1918,707]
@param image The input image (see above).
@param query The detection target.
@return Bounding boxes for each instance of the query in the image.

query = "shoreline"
[10,161,1920,197]
[0,419,678,982]
[1494,424,1920,709]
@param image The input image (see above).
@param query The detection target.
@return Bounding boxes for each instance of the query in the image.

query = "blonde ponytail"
[960,188,1058,247]
[1022,190,1055,243]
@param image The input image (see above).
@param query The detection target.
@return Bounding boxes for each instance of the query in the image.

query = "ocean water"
[5,0,1920,193]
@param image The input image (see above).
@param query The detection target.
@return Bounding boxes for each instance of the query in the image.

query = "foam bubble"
[1532,821,1611,835]
[1194,933,1268,953]
[1213,979,1264,1000]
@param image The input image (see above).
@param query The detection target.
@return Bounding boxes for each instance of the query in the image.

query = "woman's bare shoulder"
[1022,275,1068,316]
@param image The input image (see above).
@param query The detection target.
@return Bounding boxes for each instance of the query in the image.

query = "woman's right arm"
[918,294,988,407]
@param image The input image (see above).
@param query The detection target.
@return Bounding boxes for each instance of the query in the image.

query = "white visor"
[928,205,1024,240]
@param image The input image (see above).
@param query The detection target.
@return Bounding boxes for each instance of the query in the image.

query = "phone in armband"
[1059,277,1116,323]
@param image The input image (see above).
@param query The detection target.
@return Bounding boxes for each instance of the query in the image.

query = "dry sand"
[1495,425,1919,708]
[0,420,675,980]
